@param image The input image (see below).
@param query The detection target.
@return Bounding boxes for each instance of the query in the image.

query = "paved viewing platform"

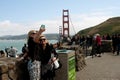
[77,52,120,80]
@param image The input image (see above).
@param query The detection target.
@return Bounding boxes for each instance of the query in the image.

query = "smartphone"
[40,24,45,29]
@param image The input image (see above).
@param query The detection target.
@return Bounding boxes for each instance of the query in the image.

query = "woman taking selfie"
[27,25,45,80]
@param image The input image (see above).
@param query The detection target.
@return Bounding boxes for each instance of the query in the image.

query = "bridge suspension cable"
[69,14,77,35]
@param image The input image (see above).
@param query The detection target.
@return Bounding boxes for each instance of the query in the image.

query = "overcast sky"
[0,0,120,36]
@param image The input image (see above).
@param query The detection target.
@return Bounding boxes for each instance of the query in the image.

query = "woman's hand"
[39,26,45,33]
[17,57,24,61]
[51,57,57,62]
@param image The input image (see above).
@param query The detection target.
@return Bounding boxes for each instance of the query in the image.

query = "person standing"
[5,47,10,57]
[112,34,118,55]
[38,35,59,80]
[20,43,28,59]
[22,44,28,54]
[91,34,97,58]
[9,46,18,57]
[117,34,120,55]
[96,34,102,57]
[26,25,45,80]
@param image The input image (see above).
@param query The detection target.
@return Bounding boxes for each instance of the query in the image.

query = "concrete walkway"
[76,53,120,80]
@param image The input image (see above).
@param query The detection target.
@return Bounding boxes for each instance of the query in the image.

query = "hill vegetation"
[0,33,59,40]
[78,17,120,36]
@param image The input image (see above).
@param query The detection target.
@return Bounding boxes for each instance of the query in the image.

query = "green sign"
[68,56,76,80]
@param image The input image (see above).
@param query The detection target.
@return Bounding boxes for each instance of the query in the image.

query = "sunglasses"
[31,33,36,35]
[40,38,46,41]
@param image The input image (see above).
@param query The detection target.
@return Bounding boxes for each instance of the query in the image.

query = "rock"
[0,73,9,80]
[0,57,17,80]
[0,63,8,74]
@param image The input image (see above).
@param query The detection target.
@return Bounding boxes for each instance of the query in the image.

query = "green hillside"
[78,17,120,36]
[0,34,59,40]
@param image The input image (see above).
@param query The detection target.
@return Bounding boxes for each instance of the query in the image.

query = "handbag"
[50,49,62,70]
[53,58,62,70]
[53,59,60,69]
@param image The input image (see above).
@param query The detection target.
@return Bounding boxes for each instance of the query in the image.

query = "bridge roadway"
[76,52,120,80]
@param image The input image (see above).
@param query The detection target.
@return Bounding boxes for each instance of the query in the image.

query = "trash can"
[55,49,76,80]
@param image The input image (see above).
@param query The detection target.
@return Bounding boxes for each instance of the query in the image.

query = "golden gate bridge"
[59,9,76,38]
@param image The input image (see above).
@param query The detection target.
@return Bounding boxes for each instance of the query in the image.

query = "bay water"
[0,39,58,54]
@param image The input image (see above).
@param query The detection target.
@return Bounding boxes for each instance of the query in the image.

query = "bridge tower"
[59,26,62,37]
[62,9,70,37]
